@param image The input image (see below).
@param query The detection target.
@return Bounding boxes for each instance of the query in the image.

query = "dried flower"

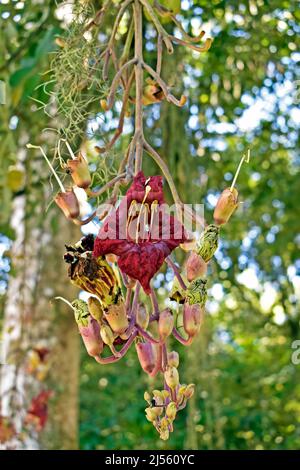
[166,402,177,421]
[104,301,128,334]
[66,152,91,189]
[197,224,220,262]
[183,302,204,337]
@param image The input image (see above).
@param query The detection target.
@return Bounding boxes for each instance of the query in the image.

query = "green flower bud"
[145,407,158,422]
[100,324,114,346]
[197,224,220,262]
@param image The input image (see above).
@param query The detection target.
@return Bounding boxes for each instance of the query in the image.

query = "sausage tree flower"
[93,172,189,293]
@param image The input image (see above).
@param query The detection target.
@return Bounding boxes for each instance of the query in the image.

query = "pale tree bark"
[0,185,80,449]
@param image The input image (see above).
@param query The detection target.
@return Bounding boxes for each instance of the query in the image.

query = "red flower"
[93,172,188,293]
[25,390,53,432]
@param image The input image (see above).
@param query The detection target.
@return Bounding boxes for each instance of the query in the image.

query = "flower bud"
[67,153,91,189]
[136,304,149,330]
[183,302,204,337]
[88,297,103,323]
[55,189,80,219]
[184,384,195,400]
[136,341,158,375]
[100,324,115,347]
[197,224,220,262]
[158,309,174,341]
[79,316,103,357]
[152,390,164,406]
[164,366,179,389]
[186,251,207,281]
[104,301,128,334]
[160,429,169,441]
[187,279,207,307]
[169,277,187,304]
[72,300,103,356]
[213,187,238,225]
[167,351,179,368]
[144,391,151,403]
[161,390,170,400]
[166,402,177,421]
[145,407,158,422]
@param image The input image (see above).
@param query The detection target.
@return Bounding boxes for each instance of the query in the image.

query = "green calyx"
[197,224,220,262]
[72,299,90,327]
[186,279,207,306]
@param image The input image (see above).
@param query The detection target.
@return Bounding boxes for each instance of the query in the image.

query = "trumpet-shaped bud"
[55,189,80,219]
[183,302,204,337]
[104,301,128,334]
[167,351,179,368]
[136,304,149,330]
[158,309,174,341]
[164,366,179,389]
[145,407,158,423]
[100,324,115,347]
[187,278,207,307]
[72,300,103,356]
[197,224,220,262]
[186,251,207,281]
[166,402,177,421]
[213,187,238,225]
[136,341,158,375]
[67,153,91,189]
[87,297,103,323]
[184,384,195,400]
[79,316,103,357]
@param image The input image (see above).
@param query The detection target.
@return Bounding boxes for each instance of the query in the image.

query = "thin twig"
[142,61,186,107]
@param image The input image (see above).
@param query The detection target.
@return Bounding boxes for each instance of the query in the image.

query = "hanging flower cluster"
[27,0,250,440]
[57,164,246,439]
